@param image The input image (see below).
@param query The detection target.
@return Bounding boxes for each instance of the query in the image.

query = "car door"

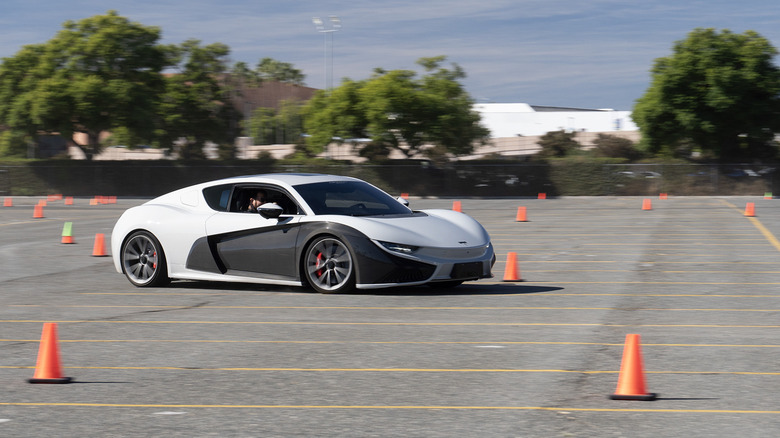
[204,187,303,279]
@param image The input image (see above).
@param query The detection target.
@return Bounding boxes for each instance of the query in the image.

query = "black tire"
[121,231,169,287]
[303,236,356,294]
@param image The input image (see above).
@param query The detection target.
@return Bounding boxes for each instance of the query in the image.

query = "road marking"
[9,304,780,312]
[1,402,780,414]
[2,365,780,375]
[494,268,780,273]
[494,261,780,264]
[1,320,779,328]
[481,280,780,285]
[2,339,780,348]
[718,199,780,253]
[747,217,780,253]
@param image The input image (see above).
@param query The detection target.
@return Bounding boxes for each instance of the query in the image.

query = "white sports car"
[111,173,495,293]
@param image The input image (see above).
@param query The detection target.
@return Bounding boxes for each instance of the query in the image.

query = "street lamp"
[312,15,341,92]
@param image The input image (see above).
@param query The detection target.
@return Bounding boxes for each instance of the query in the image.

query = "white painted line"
[475,345,506,348]
[153,411,187,415]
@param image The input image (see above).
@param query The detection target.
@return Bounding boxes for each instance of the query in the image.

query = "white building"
[473,103,637,138]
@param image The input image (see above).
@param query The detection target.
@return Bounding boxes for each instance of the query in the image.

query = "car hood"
[309,209,491,248]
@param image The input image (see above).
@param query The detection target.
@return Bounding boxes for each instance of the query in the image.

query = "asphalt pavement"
[1,194,780,437]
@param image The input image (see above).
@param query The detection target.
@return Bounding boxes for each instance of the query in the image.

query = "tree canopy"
[302,56,489,159]
[633,28,780,161]
[229,58,306,87]
[0,10,167,159]
[157,39,236,158]
[0,10,304,159]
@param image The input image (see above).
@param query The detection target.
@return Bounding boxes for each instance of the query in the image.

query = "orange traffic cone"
[452,200,462,212]
[659,193,668,200]
[502,252,523,282]
[537,193,547,200]
[64,196,74,206]
[28,323,72,384]
[92,233,108,257]
[400,193,409,199]
[516,206,527,222]
[38,199,47,207]
[609,334,656,400]
[3,197,12,207]
[89,197,98,206]
[33,204,44,218]
[642,199,652,210]
[744,202,756,217]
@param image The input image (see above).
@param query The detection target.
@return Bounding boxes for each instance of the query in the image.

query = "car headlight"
[377,241,419,255]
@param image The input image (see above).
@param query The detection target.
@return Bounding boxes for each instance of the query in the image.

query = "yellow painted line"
[80,292,265,296]
[1,320,779,328]
[2,365,780,375]
[3,339,780,348]
[719,199,780,253]
[496,233,760,237]
[80,291,777,299]
[580,243,767,246]
[748,217,780,253]
[482,281,780,285]
[512,253,780,258]
[497,261,780,264]
[9,304,780,312]
[484,292,780,298]
[522,270,780,274]
[2,402,780,413]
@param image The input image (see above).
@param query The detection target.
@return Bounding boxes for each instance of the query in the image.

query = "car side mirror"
[396,196,409,207]
[258,203,283,219]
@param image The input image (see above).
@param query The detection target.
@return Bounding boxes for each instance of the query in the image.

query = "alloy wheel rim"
[307,238,353,291]
[123,235,159,285]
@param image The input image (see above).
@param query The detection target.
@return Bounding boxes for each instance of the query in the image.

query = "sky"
[2,1,780,111]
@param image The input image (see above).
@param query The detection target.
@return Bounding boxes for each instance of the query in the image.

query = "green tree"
[256,58,305,85]
[536,130,580,159]
[302,79,368,156]
[0,11,167,159]
[247,100,305,145]
[591,134,643,161]
[633,28,780,161]
[303,56,488,159]
[229,61,260,87]
[158,39,237,159]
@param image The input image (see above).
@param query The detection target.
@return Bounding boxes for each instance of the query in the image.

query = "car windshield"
[294,180,411,216]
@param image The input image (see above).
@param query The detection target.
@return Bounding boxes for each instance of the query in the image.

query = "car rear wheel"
[304,236,355,294]
[122,231,169,287]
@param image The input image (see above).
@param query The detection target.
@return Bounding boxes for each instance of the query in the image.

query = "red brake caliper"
[315,253,323,277]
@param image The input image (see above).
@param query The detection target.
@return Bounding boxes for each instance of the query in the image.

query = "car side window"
[202,184,234,212]
[229,186,302,215]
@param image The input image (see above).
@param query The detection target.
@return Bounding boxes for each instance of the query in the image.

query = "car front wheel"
[304,236,355,294]
[121,231,169,287]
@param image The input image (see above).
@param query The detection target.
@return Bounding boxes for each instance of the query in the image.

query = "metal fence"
[0,162,776,197]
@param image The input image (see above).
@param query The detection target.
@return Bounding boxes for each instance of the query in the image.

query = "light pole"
[312,15,341,92]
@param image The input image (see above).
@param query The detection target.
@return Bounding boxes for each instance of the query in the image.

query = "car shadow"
[366,283,564,296]
[166,280,562,296]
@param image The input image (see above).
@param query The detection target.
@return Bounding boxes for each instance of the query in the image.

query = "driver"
[246,190,267,212]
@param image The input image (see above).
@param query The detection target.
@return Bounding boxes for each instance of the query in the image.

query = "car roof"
[208,173,359,187]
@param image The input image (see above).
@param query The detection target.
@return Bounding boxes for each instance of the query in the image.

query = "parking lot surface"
[1,195,780,437]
